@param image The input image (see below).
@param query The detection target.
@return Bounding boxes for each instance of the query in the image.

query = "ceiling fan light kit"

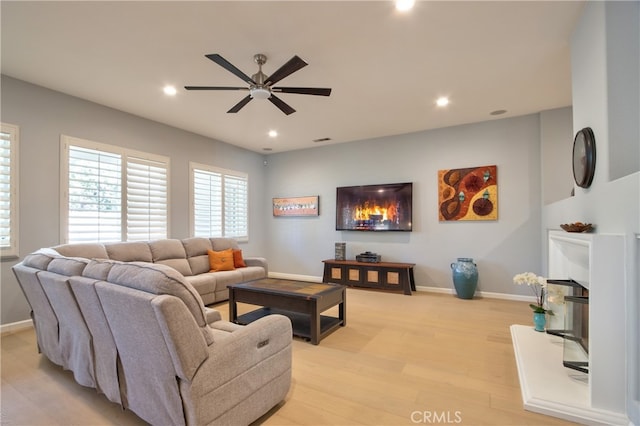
[250,87,271,100]
[185,53,332,115]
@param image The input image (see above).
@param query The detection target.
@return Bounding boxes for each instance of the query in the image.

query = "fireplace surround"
[511,230,627,424]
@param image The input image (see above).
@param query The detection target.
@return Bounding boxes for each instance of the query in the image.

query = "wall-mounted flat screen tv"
[336,182,412,231]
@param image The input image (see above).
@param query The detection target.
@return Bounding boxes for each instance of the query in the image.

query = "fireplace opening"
[546,279,589,374]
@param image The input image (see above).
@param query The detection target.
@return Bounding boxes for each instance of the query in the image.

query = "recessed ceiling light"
[395,0,415,12]
[436,97,449,107]
[268,130,278,138]
[163,85,177,96]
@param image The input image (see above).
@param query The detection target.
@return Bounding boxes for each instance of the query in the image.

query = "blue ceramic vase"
[533,312,546,332]
[450,258,478,299]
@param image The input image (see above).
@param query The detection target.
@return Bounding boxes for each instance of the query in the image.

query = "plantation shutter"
[67,146,122,243]
[193,169,223,237]
[223,174,248,238]
[0,129,15,252]
[64,137,169,244]
[191,164,248,240]
[126,156,168,241]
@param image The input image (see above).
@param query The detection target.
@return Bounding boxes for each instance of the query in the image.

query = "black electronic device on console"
[356,251,381,263]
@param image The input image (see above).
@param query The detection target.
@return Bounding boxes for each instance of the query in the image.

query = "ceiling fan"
[184,53,332,115]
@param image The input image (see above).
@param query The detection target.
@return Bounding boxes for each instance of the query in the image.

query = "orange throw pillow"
[208,249,235,272]
[233,249,246,268]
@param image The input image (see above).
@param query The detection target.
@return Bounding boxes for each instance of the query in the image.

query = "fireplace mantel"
[511,231,628,424]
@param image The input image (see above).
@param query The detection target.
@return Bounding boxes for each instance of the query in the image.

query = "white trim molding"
[1,319,33,335]
[268,273,537,303]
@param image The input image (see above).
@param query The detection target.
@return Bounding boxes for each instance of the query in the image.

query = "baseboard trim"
[268,273,536,303]
[268,272,322,283]
[419,285,536,302]
[1,319,33,335]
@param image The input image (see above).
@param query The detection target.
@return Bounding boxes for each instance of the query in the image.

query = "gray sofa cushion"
[149,239,193,276]
[105,242,152,262]
[211,238,239,251]
[82,259,121,281]
[182,238,213,275]
[105,262,214,344]
[68,276,123,405]
[53,243,108,259]
[38,270,96,388]
[208,270,245,291]
[12,264,64,366]
[95,283,187,426]
[22,252,56,270]
[47,257,89,276]
[183,274,217,298]
[239,266,268,282]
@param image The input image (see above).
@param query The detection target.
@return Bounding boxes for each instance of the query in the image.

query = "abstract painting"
[438,165,498,221]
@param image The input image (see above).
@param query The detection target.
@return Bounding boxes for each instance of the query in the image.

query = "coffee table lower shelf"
[236,307,343,343]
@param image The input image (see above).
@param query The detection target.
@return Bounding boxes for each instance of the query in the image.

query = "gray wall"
[264,111,569,299]
[0,76,268,324]
[2,74,574,326]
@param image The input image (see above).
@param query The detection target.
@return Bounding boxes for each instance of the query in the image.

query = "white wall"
[0,76,268,325]
[264,112,569,298]
[540,107,574,205]
[606,1,640,180]
[542,1,639,422]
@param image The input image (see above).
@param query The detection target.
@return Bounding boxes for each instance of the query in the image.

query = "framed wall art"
[438,165,498,221]
[273,195,319,217]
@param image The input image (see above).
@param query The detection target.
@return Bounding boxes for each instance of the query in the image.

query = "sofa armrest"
[244,257,268,271]
[203,307,222,324]
[182,315,292,425]
[191,314,291,391]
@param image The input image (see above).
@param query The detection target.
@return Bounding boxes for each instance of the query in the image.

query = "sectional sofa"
[12,238,292,425]
[52,237,268,305]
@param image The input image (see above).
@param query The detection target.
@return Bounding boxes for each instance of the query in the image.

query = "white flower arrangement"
[513,272,554,315]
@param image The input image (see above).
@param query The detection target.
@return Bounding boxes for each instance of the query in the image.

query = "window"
[1,123,19,257]
[61,135,169,244]
[190,162,248,241]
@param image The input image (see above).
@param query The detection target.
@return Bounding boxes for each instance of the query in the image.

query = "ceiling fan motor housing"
[250,55,271,99]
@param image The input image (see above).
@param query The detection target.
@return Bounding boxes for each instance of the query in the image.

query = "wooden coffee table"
[228,278,346,345]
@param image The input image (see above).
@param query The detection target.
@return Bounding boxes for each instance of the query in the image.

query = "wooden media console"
[322,259,415,295]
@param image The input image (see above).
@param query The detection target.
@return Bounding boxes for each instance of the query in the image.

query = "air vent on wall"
[313,137,332,143]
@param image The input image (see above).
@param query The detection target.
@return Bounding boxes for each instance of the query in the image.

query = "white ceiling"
[1,1,584,154]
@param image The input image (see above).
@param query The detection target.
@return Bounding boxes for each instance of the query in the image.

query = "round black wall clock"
[572,127,596,188]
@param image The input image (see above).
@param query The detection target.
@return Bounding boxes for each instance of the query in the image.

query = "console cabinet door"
[324,265,345,284]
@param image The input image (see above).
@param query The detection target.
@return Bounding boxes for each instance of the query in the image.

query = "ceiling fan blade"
[205,54,256,84]
[272,87,332,96]
[268,95,296,115]
[227,95,253,113]
[184,86,249,91]
[264,55,308,86]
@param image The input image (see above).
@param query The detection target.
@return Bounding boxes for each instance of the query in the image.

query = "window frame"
[189,162,249,242]
[60,135,170,244]
[0,122,19,258]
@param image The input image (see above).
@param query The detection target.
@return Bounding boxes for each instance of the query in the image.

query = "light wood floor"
[1,289,576,425]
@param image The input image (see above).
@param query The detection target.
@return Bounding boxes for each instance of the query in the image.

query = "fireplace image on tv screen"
[336,182,412,231]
